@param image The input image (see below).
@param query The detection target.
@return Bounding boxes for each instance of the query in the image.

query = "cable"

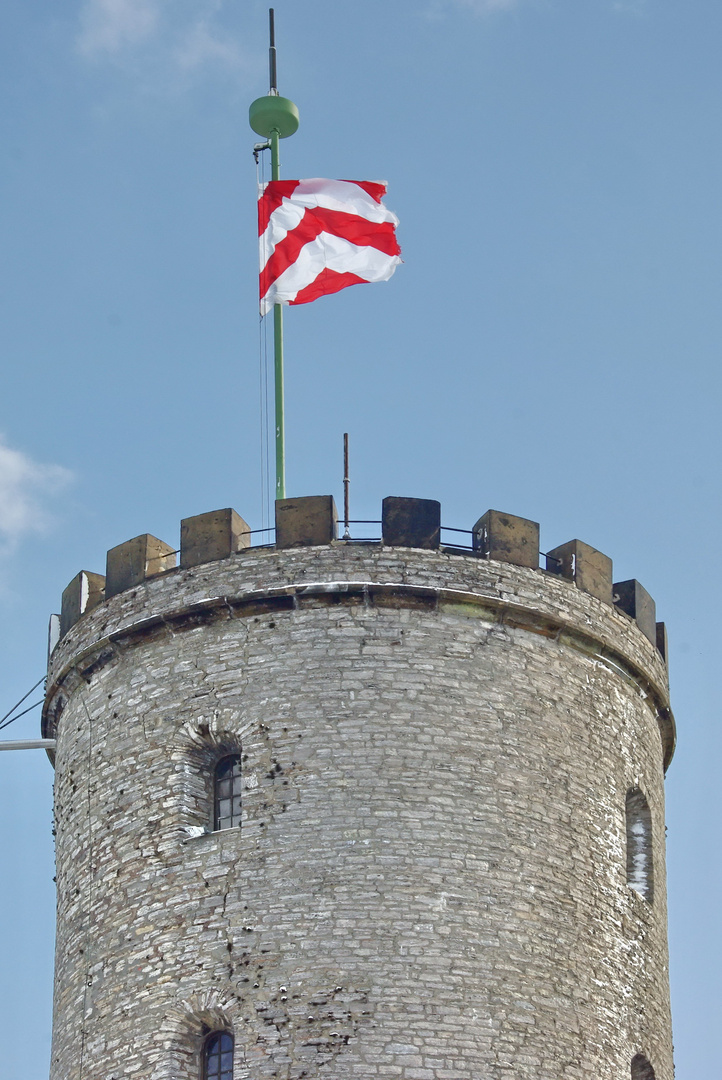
[259,314,267,533]
[260,311,268,529]
[0,676,45,727]
[257,150,265,533]
[256,144,272,533]
[0,699,44,733]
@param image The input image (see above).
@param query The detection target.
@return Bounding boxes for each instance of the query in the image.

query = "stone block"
[275,496,337,548]
[60,571,106,637]
[382,496,440,549]
[613,579,656,645]
[545,539,613,605]
[656,622,668,664]
[473,510,539,570]
[180,508,250,569]
[105,534,176,598]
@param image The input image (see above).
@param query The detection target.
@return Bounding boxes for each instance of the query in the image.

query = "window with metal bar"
[202,1030,234,1080]
[631,1053,656,1080]
[214,755,242,831]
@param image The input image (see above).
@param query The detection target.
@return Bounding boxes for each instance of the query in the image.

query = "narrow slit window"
[626,787,654,903]
[631,1053,656,1080]
[214,755,242,831]
[203,1030,234,1080]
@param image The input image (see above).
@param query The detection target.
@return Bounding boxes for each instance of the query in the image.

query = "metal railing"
[236,521,562,564]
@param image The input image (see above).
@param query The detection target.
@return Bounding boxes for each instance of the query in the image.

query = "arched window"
[202,1030,234,1080]
[626,787,654,903]
[214,755,242,831]
[631,1053,656,1079]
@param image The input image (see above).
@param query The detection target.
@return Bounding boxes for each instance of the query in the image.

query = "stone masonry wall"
[45,544,674,1080]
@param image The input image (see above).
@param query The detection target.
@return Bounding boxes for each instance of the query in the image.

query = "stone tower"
[43,495,675,1080]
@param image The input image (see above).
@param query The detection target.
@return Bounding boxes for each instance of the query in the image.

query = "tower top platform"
[45,494,674,771]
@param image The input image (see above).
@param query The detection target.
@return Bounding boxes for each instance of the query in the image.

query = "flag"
[258,178,401,315]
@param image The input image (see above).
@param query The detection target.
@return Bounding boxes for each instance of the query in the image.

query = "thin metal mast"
[270,109,285,499]
[267,8,285,500]
[343,433,350,538]
[269,8,278,92]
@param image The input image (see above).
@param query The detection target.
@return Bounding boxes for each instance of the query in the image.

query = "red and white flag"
[258,178,401,315]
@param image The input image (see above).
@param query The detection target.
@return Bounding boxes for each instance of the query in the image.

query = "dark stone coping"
[43,579,675,772]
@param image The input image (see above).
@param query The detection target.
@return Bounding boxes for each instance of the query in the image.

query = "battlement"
[57,495,668,663]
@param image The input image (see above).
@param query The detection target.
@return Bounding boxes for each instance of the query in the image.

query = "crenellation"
[545,539,613,604]
[105,533,176,598]
[382,497,441,549]
[472,510,540,570]
[60,570,105,636]
[655,622,668,665]
[276,495,338,548]
[53,501,667,665]
[180,508,250,569]
[613,579,657,646]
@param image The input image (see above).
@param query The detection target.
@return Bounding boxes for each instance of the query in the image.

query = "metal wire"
[257,147,271,535]
[0,699,44,732]
[0,676,45,729]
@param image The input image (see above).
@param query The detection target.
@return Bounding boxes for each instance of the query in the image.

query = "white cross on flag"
[258,178,401,315]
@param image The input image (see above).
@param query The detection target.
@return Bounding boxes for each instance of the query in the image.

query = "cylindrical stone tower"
[44,496,675,1080]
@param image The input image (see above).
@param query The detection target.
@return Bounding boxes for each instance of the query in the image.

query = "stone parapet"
[55,500,667,674]
[46,542,674,769]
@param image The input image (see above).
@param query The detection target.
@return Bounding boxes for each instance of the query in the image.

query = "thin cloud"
[76,0,251,81]
[426,0,520,14]
[0,438,73,553]
[466,0,518,9]
[428,0,647,14]
[174,19,246,73]
[78,0,160,55]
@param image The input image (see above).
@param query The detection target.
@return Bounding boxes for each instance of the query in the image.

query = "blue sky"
[1,1,720,1076]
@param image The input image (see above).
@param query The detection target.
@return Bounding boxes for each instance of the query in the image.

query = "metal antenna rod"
[343,433,350,539]
[250,9,299,501]
[269,8,278,93]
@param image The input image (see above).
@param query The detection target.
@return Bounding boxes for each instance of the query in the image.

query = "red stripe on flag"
[289,269,368,306]
[258,180,300,236]
[339,180,388,204]
[260,208,400,300]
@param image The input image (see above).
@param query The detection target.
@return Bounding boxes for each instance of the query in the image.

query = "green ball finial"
[249,95,300,140]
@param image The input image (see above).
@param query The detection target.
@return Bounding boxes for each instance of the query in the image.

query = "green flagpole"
[249,9,299,503]
[270,129,285,500]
